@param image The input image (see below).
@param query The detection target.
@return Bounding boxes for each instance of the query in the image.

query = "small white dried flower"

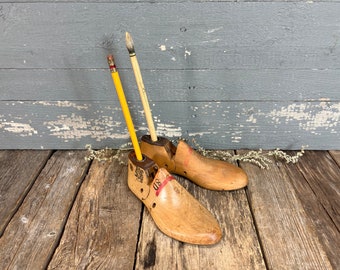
[85,143,132,164]
[189,139,306,169]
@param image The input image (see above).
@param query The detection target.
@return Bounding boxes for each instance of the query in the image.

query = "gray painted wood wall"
[1,1,339,150]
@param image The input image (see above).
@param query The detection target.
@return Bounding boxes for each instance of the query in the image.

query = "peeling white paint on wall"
[0,120,38,136]
[231,136,242,143]
[137,126,149,133]
[188,131,213,137]
[152,115,182,138]
[44,114,129,141]
[156,123,182,138]
[159,45,166,51]
[246,114,257,124]
[266,102,340,134]
[1,99,338,149]
[34,101,89,110]
[231,130,243,143]
[206,26,223,34]
[184,49,191,59]
[202,39,221,44]
[234,102,340,135]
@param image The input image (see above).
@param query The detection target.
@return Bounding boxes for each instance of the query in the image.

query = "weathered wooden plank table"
[0,150,339,269]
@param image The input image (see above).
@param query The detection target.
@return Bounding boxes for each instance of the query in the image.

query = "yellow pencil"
[107,54,143,161]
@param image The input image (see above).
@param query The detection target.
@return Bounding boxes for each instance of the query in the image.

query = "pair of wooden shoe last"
[127,135,248,245]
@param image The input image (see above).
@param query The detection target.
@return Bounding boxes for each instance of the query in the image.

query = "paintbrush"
[125,32,158,142]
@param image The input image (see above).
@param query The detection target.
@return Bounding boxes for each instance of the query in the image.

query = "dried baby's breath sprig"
[230,149,273,169]
[267,147,305,164]
[85,143,132,165]
[191,138,209,157]
[190,138,306,169]
[191,139,272,169]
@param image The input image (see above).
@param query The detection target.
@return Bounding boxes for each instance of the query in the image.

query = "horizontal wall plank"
[1,0,340,3]
[0,101,339,149]
[0,3,340,69]
[1,68,340,102]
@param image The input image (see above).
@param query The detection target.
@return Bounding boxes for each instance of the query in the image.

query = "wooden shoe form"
[127,151,222,245]
[140,135,248,191]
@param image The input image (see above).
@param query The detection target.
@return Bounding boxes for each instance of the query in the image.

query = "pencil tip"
[125,32,135,55]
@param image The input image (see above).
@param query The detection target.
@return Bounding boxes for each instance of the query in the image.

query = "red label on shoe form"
[155,175,175,196]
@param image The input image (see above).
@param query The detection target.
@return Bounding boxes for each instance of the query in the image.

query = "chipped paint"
[206,26,223,34]
[202,39,221,44]
[188,131,213,137]
[34,101,89,110]
[0,100,339,149]
[156,123,182,138]
[231,130,243,143]
[246,114,257,124]
[44,114,129,141]
[184,49,191,59]
[159,45,166,51]
[0,120,38,136]
[266,102,340,134]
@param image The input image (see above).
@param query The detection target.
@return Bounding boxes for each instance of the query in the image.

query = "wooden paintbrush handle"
[129,56,158,142]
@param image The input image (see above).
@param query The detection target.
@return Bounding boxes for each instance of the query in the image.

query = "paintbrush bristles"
[125,32,135,55]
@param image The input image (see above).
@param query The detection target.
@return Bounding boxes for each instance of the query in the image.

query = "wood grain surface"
[283,151,340,269]
[0,150,52,236]
[0,151,89,270]
[48,155,142,269]
[0,150,339,269]
[238,150,335,269]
